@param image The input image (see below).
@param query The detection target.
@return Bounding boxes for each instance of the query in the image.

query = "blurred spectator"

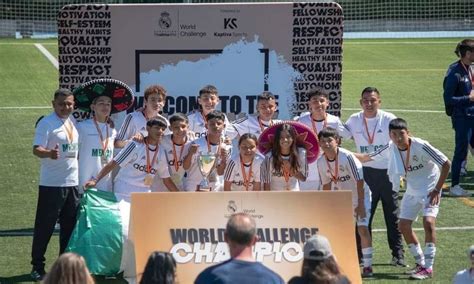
[42,252,94,284]
[452,245,474,284]
[140,251,177,284]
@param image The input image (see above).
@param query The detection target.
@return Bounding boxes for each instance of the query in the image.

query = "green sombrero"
[73,79,135,114]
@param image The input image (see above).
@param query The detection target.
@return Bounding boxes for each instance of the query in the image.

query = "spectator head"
[42,252,94,284]
[140,251,177,284]
[225,213,257,250]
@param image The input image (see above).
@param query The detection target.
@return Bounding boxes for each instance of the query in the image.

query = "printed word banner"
[131,191,361,283]
[58,2,343,122]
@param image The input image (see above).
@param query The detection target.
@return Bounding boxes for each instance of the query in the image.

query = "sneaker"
[405,263,423,275]
[410,267,432,280]
[30,268,46,281]
[450,185,471,197]
[391,256,409,267]
[361,266,373,278]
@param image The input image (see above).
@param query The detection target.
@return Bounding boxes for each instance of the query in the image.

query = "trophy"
[197,151,218,191]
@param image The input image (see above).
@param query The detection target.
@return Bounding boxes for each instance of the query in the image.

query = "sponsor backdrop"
[131,191,361,283]
[58,2,343,124]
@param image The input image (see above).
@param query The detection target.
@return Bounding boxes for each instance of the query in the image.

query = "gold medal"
[400,176,407,190]
[144,174,154,186]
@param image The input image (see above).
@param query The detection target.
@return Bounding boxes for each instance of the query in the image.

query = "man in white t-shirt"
[453,245,474,284]
[345,87,405,266]
[31,89,81,281]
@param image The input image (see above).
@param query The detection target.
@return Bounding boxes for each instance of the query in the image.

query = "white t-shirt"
[183,135,232,192]
[317,147,371,206]
[116,111,169,143]
[33,112,79,186]
[113,141,170,196]
[77,119,117,191]
[187,110,235,139]
[261,149,307,191]
[224,154,263,191]
[152,134,192,191]
[370,137,448,197]
[297,112,351,187]
[345,110,396,169]
[230,114,280,139]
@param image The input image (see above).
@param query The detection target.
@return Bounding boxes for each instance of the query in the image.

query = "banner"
[57,2,343,124]
[131,191,361,283]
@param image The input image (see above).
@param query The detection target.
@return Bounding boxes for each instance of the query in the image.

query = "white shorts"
[299,180,321,191]
[400,193,439,221]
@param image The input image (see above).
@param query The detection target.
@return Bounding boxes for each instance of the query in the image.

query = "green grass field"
[0,38,473,283]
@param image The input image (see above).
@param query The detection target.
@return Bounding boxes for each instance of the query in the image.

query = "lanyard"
[206,134,221,154]
[311,114,327,135]
[56,114,74,143]
[397,141,411,176]
[171,135,186,172]
[258,117,272,132]
[324,149,339,185]
[93,117,109,156]
[460,61,474,86]
[240,156,253,191]
[363,115,378,145]
[145,139,159,174]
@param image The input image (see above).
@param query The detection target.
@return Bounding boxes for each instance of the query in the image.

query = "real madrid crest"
[159,11,172,29]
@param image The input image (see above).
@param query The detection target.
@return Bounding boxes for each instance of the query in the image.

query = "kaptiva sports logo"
[224,18,237,29]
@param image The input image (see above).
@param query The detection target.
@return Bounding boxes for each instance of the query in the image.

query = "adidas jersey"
[317,147,370,206]
[116,111,170,143]
[153,134,193,191]
[77,119,117,191]
[183,135,232,192]
[261,149,308,191]
[187,110,235,139]
[370,137,448,196]
[345,110,396,169]
[224,154,263,191]
[231,114,281,139]
[113,141,170,194]
[297,112,351,185]
[33,112,79,186]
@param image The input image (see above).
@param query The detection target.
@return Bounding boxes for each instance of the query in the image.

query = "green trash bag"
[66,188,122,276]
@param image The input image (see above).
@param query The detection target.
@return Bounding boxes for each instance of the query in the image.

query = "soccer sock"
[424,243,436,270]
[362,247,373,268]
[408,243,425,266]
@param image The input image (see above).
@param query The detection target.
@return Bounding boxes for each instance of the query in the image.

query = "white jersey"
[33,112,79,187]
[183,135,232,192]
[261,149,307,191]
[77,119,117,191]
[317,147,370,206]
[187,110,235,139]
[230,114,280,139]
[345,110,396,169]
[297,112,351,190]
[113,141,170,196]
[153,134,192,191]
[370,137,448,197]
[224,154,263,191]
[116,111,169,143]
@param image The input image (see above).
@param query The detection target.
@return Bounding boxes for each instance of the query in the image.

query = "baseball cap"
[303,234,333,261]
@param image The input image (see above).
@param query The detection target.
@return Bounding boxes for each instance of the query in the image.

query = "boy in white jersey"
[367,118,450,280]
[345,87,405,267]
[224,133,263,191]
[115,85,169,148]
[316,127,374,278]
[31,89,80,281]
[297,88,350,191]
[187,85,234,139]
[183,110,231,191]
[231,91,280,139]
[154,113,195,191]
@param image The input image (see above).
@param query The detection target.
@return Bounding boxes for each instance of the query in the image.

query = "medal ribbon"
[363,115,378,145]
[311,114,327,136]
[324,149,339,186]
[397,140,411,176]
[145,139,159,174]
[460,61,474,86]
[258,117,273,132]
[93,116,109,157]
[172,135,187,172]
[206,134,221,154]
[57,114,74,144]
[240,155,253,191]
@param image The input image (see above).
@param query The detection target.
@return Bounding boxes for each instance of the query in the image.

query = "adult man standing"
[443,39,474,197]
[345,87,405,266]
[195,213,284,284]
[31,89,81,281]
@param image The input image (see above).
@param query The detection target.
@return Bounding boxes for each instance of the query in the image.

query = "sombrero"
[73,78,134,114]
[258,120,319,163]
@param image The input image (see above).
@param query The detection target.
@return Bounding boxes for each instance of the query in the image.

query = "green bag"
[66,188,122,276]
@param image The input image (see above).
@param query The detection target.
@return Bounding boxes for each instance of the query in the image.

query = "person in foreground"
[140,251,177,284]
[288,234,351,284]
[42,252,95,284]
[194,212,284,284]
[452,245,474,284]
